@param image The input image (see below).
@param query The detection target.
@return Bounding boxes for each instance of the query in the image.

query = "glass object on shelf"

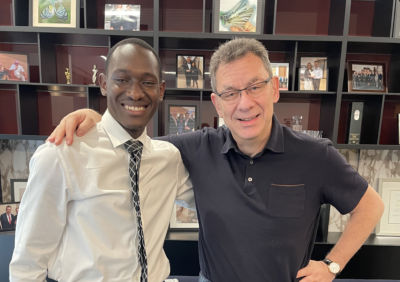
[291,115,303,131]
[301,130,323,139]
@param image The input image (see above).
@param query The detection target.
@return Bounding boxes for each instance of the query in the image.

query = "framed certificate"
[376,178,400,236]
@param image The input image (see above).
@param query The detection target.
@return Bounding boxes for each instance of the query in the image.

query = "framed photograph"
[0,52,29,82]
[213,0,264,34]
[271,62,289,91]
[31,0,79,28]
[10,179,28,203]
[0,203,19,231]
[376,178,400,236]
[104,4,141,31]
[347,61,386,93]
[164,100,199,135]
[176,55,204,89]
[299,57,328,91]
[170,203,199,230]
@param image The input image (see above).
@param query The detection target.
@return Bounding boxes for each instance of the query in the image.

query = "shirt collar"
[220,115,284,156]
[101,109,151,152]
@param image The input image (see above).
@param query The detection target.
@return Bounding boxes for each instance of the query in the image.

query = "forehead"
[216,53,267,86]
[108,44,159,77]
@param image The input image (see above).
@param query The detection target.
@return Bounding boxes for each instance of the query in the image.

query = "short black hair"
[105,38,162,79]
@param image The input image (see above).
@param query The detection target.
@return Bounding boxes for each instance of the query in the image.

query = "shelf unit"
[0,0,399,150]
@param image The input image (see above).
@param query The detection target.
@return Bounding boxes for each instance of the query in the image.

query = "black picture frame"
[164,100,199,136]
[298,57,328,91]
[176,55,204,89]
[347,61,387,93]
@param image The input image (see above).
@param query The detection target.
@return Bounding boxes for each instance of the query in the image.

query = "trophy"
[92,65,98,85]
[65,67,71,84]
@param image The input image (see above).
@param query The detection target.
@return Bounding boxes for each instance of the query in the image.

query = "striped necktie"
[124,140,147,282]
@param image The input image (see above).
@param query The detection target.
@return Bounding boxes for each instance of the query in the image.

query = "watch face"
[328,262,341,274]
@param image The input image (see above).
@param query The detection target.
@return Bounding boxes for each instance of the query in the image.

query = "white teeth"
[124,105,145,111]
[241,117,253,121]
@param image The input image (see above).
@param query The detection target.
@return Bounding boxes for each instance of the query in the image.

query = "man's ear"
[211,93,223,118]
[99,73,107,96]
[271,76,280,104]
[158,80,166,102]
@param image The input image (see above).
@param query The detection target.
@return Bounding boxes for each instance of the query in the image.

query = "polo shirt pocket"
[267,184,305,218]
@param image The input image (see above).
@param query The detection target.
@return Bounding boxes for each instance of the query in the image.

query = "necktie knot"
[124,140,143,154]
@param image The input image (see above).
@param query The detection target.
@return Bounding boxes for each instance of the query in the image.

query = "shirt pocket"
[267,184,305,218]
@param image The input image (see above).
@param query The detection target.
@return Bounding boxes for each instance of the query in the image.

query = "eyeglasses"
[215,77,272,103]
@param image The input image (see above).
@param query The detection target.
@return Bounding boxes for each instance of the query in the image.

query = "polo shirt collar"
[220,115,284,155]
[101,109,151,153]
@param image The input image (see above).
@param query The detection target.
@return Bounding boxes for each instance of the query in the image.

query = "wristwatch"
[322,258,341,275]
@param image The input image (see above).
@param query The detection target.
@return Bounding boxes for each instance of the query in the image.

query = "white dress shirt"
[10,110,193,282]
[314,67,323,79]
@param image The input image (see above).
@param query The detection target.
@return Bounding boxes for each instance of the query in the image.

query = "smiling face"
[211,52,279,152]
[99,44,165,138]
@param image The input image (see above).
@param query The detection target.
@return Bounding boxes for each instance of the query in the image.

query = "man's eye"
[142,81,157,87]
[251,84,263,90]
[223,92,236,98]
[114,78,128,83]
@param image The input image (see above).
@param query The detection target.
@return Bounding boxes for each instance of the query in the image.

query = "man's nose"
[126,82,144,99]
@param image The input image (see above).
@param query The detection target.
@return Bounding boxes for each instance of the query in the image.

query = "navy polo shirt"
[166,115,368,282]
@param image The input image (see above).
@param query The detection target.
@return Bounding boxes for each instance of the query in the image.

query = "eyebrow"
[220,77,261,92]
[111,69,158,80]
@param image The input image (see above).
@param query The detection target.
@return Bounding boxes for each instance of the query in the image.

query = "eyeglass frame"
[214,77,273,102]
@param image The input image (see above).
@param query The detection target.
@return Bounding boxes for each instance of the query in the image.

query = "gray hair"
[210,38,273,92]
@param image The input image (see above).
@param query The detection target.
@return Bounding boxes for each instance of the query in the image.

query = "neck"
[234,127,272,158]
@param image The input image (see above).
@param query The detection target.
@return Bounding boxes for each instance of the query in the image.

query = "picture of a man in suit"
[1,205,15,230]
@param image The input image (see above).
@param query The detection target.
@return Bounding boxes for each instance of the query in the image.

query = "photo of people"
[167,105,197,135]
[349,63,385,92]
[271,62,289,90]
[176,55,204,89]
[0,204,19,231]
[104,4,140,31]
[170,204,198,229]
[299,57,328,91]
[0,53,29,82]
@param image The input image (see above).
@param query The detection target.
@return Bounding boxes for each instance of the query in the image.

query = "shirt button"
[248,177,253,182]
[250,160,254,165]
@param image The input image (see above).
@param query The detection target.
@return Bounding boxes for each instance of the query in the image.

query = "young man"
[10,38,192,282]
[48,38,384,282]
